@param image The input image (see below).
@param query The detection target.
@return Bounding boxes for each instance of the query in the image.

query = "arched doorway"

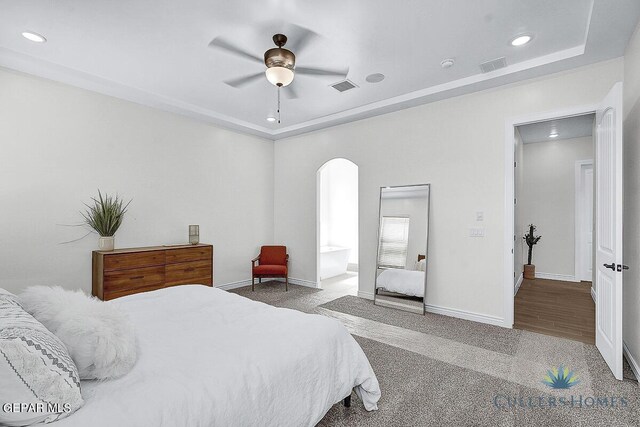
[316,158,358,295]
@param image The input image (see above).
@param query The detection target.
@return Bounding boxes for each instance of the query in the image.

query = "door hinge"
[514,161,517,168]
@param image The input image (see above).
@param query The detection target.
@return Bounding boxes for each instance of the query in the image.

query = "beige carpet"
[231,283,640,426]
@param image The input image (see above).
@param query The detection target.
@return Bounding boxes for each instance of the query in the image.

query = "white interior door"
[594,82,624,380]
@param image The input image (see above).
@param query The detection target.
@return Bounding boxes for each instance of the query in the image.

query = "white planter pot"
[98,236,115,251]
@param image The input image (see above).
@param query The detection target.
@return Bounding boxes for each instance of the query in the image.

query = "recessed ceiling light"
[22,31,46,43]
[549,132,559,138]
[440,59,455,69]
[266,117,276,123]
[365,73,385,83]
[510,35,532,47]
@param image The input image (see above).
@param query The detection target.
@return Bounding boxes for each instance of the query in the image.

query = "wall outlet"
[476,211,484,221]
[469,227,485,237]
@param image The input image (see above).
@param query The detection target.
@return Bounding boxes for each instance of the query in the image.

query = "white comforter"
[376,269,425,297]
[55,285,380,427]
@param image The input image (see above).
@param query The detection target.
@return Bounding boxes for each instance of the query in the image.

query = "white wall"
[0,67,274,295]
[379,196,428,270]
[623,22,640,374]
[518,136,593,278]
[273,58,623,321]
[319,159,358,264]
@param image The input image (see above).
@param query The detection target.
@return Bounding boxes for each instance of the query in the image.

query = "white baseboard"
[216,277,318,290]
[424,303,505,328]
[215,279,252,291]
[357,290,374,300]
[591,287,596,302]
[514,273,524,296]
[274,277,319,288]
[623,342,640,383]
[535,272,579,282]
[363,291,505,327]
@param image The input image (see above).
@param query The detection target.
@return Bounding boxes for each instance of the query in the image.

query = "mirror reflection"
[374,184,430,314]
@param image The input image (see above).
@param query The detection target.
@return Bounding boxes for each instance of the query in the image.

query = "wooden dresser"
[92,244,213,300]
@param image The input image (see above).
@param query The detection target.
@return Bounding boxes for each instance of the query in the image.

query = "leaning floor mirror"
[374,184,430,314]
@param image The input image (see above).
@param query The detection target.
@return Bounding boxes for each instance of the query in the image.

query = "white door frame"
[503,104,597,328]
[575,159,594,283]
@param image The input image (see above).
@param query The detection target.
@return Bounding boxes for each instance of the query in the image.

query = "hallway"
[514,278,595,344]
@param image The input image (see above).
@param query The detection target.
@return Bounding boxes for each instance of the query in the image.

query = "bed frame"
[343,395,351,407]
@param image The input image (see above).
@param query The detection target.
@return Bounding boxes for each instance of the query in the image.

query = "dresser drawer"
[165,260,212,286]
[165,247,212,264]
[103,266,165,299]
[104,250,165,271]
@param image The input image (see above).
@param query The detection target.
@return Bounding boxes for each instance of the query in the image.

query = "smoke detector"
[440,59,455,69]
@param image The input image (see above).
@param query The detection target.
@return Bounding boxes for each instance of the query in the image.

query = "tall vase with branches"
[82,190,131,251]
[523,224,541,279]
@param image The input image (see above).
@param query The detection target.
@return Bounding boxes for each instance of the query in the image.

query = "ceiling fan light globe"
[265,67,294,87]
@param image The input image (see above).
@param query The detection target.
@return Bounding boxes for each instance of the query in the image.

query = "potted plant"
[523,224,541,279]
[82,190,131,251]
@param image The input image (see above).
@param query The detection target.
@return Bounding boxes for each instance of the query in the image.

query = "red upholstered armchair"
[251,246,289,291]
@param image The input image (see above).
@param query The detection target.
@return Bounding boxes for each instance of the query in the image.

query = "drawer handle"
[129,275,144,280]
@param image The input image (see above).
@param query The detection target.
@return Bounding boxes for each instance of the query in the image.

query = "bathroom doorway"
[317,158,358,297]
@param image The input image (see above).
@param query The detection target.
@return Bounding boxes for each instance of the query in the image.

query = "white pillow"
[0,288,83,426]
[19,286,137,380]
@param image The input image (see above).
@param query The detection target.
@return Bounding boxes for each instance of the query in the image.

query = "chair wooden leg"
[258,278,262,284]
[285,275,288,292]
[252,275,255,292]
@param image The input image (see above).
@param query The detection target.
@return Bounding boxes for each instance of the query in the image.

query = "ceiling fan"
[208,25,348,100]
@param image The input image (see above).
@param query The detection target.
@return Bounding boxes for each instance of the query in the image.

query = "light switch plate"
[469,227,485,237]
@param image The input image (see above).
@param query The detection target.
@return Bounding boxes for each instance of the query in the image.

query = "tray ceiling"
[0,0,638,139]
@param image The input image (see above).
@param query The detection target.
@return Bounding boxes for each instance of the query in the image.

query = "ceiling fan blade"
[283,23,318,54]
[208,37,263,64]
[224,72,264,88]
[296,66,348,77]
[284,84,299,100]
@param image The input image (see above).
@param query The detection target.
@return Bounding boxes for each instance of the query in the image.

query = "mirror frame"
[373,184,430,315]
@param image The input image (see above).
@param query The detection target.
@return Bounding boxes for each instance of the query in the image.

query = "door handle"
[617,264,630,272]
[603,263,616,270]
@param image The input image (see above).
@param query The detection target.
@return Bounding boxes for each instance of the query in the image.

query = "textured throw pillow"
[19,286,137,381]
[0,288,83,426]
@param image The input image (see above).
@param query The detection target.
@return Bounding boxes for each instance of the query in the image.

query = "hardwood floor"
[514,278,595,344]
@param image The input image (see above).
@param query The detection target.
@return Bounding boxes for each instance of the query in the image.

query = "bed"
[376,255,426,298]
[375,268,425,297]
[54,285,380,427]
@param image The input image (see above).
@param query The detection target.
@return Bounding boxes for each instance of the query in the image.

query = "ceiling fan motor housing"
[264,47,296,70]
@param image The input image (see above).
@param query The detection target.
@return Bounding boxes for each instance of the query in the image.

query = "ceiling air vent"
[331,80,358,92]
[479,57,507,73]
